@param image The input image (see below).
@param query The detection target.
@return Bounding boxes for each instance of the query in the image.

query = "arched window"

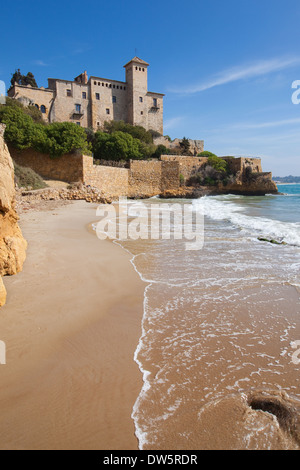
[40,105,46,114]
[35,104,39,110]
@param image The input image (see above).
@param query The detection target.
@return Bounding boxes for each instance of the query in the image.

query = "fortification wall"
[160,155,207,181]
[128,160,162,197]
[221,157,262,174]
[9,147,84,182]
[128,159,180,197]
[82,156,129,199]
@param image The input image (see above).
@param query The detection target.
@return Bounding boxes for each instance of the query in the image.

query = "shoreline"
[0,200,145,450]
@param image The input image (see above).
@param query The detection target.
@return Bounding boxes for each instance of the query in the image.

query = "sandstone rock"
[0,277,6,308]
[160,186,217,199]
[19,184,112,205]
[0,124,27,307]
[0,130,15,213]
[219,171,278,196]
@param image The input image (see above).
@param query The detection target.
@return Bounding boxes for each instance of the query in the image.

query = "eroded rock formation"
[0,124,27,307]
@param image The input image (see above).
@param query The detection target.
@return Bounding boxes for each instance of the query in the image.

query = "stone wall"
[6,145,269,201]
[9,147,84,183]
[128,159,180,197]
[128,160,162,197]
[221,157,262,174]
[160,155,208,182]
[82,156,129,199]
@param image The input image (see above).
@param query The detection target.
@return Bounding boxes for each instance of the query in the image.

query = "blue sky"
[1,0,300,176]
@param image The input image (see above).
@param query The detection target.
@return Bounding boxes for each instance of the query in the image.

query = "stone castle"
[8,57,164,134]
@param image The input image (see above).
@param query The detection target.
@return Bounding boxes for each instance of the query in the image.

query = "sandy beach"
[0,200,145,450]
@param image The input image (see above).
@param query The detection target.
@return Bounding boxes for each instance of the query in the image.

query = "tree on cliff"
[10,69,38,88]
[179,137,191,155]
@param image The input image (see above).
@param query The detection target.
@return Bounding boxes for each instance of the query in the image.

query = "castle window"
[142,68,145,72]
[139,67,141,71]
[97,122,100,126]
[112,96,116,103]
[141,111,143,115]
[40,105,46,114]
[109,84,112,88]
[82,92,86,99]
[75,104,81,113]
[35,104,39,109]
[98,82,100,86]
[66,89,72,97]
[139,97,143,103]
[113,84,115,88]
[117,85,119,89]
[94,81,97,85]
[136,67,138,70]
[120,86,122,90]
[106,84,108,87]
[76,122,81,126]
[102,83,104,86]
[153,98,157,107]
[124,87,126,90]
[106,108,110,115]
[95,93,100,100]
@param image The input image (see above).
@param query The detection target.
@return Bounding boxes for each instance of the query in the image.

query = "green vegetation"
[187,151,231,186]
[207,154,228,173]
[93,131,143,161]
[0,99,91,157]
[90,121,171,161]
[103,120,153,144]
[35,122,91,158]
[14,161,48,190]
[197,151,217,158]
[0,99,171,161]
[179,137,190,155]
[10,69,38,89]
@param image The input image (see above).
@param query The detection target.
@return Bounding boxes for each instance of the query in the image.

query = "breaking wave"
[194,196,300,247]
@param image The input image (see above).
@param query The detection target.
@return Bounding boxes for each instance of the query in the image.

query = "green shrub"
[103,120,153,144]
[14,161,48,190]
[151,144,170,158]
[204,176,217,186]
[93,131,143,161]
[34,122,92,158]
[207,155,228,173]
[0,105,39,149]
[0,103,91,157]
[197,151,218,158]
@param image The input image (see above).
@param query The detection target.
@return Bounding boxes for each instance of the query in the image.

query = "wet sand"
[0,200,145,450]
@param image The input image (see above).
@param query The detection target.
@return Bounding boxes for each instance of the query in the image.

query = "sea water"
[118,185,300,449]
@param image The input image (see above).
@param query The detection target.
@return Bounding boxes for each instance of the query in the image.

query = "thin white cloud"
[169,57,300,94]
[164,116,184,130]
[32,60,48,66]
[232,117,300,130]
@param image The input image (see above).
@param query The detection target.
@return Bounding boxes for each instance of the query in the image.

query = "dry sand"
[0,200,145,450]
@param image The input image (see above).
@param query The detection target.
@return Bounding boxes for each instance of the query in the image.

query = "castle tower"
[124,57,149,129]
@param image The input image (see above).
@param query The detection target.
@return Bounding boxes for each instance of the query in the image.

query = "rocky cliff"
[0,124,27,307]
[219,171,278,196]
